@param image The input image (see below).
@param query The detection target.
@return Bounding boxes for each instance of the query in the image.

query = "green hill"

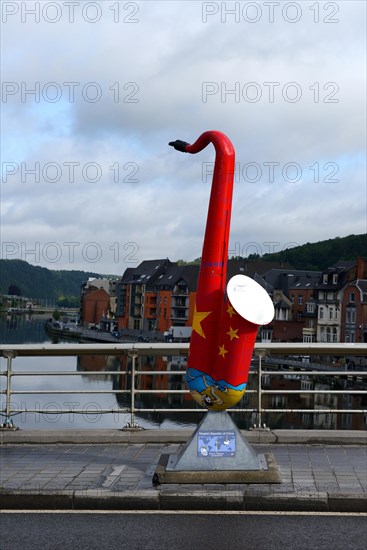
[1,234,366,306]
[0,259,109,307]
[253,234,367,271]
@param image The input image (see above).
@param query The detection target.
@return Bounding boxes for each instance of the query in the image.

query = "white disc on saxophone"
[227,274,274,325]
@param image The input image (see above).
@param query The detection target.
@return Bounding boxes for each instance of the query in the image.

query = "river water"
[1,314,366,431]
[0,314,201,430]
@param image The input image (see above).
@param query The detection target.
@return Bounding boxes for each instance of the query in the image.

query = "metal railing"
[1,342,366,429]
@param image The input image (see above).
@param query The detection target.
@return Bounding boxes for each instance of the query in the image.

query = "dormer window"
[332,274,338,284]
[323,274,328,284]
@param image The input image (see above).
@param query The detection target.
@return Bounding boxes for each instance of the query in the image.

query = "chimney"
[356,257,366,280]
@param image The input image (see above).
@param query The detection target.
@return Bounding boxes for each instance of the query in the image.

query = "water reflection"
[0,313,49,344]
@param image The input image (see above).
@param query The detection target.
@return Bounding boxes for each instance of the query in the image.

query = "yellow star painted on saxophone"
[219,344,228,358]
[227,326,239,341]
[227,305,236,318]
[192,305,211,339]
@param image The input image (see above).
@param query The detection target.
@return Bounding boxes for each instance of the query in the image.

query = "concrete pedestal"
[153,411,281,485]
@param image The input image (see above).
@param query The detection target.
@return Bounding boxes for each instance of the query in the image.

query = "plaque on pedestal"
[153,411,281,485]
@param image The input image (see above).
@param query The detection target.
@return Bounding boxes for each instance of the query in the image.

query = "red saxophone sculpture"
[169,131,274,411]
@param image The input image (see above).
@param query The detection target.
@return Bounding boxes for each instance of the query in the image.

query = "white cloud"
[1,0,366,273]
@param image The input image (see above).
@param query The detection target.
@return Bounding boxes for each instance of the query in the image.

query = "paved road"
[1,511,366,550]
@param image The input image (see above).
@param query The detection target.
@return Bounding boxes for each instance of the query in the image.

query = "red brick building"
[257,269,321,342]
[81,287,110,326]
[339,257,367,343]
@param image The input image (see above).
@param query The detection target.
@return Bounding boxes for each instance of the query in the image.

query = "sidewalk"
[1,430,366,512]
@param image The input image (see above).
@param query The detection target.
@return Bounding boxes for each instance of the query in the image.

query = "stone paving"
[1,443,366,502]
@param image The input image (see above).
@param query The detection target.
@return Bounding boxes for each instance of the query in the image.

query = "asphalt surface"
[1,430,366,512]
[1,512,367,550]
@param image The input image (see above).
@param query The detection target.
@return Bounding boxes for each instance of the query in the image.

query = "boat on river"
[44,319,125,343]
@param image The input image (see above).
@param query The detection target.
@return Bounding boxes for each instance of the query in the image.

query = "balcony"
[171,310,188,320]
[172,285,189,295]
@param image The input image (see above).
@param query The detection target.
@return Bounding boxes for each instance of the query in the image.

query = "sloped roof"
[226,259,293,280]
[153,264,199,291]
[331,260,356,271]
[120,260,171,285]
[120,259,294,293]
[275,299,291,310]
[261,269,321,293]
[289,273,321,289]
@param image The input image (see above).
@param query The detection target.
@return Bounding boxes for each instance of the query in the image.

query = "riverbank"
[44,320,154,344]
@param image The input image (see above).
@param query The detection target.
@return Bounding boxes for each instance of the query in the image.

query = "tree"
[52,310,61,321]
[8,284,21,296]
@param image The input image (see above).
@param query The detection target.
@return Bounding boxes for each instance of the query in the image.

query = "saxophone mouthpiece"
[169,139,189,152]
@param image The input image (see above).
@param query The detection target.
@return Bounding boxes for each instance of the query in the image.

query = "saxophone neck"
[169,130,235,161]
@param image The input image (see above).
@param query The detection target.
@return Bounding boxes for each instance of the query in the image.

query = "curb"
[1,429,367,445]
[1,490,366,512]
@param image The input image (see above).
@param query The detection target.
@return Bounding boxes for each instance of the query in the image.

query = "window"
[323,274,328,284]
[307,303,315,313]
[319,306,324,320]
[329,307,334,320]
[346,308,356,324]
[298,295,303,305]
[332,274,338,284]
[261,329,272,342]
[297,312,302,321]
[350,292,355,302]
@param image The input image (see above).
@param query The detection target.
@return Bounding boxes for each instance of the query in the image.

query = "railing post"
[254,349,266,429]
[1,351,18,430]
[123,351,141,430]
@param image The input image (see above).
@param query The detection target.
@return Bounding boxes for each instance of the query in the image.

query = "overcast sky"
[1,0,366,275]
